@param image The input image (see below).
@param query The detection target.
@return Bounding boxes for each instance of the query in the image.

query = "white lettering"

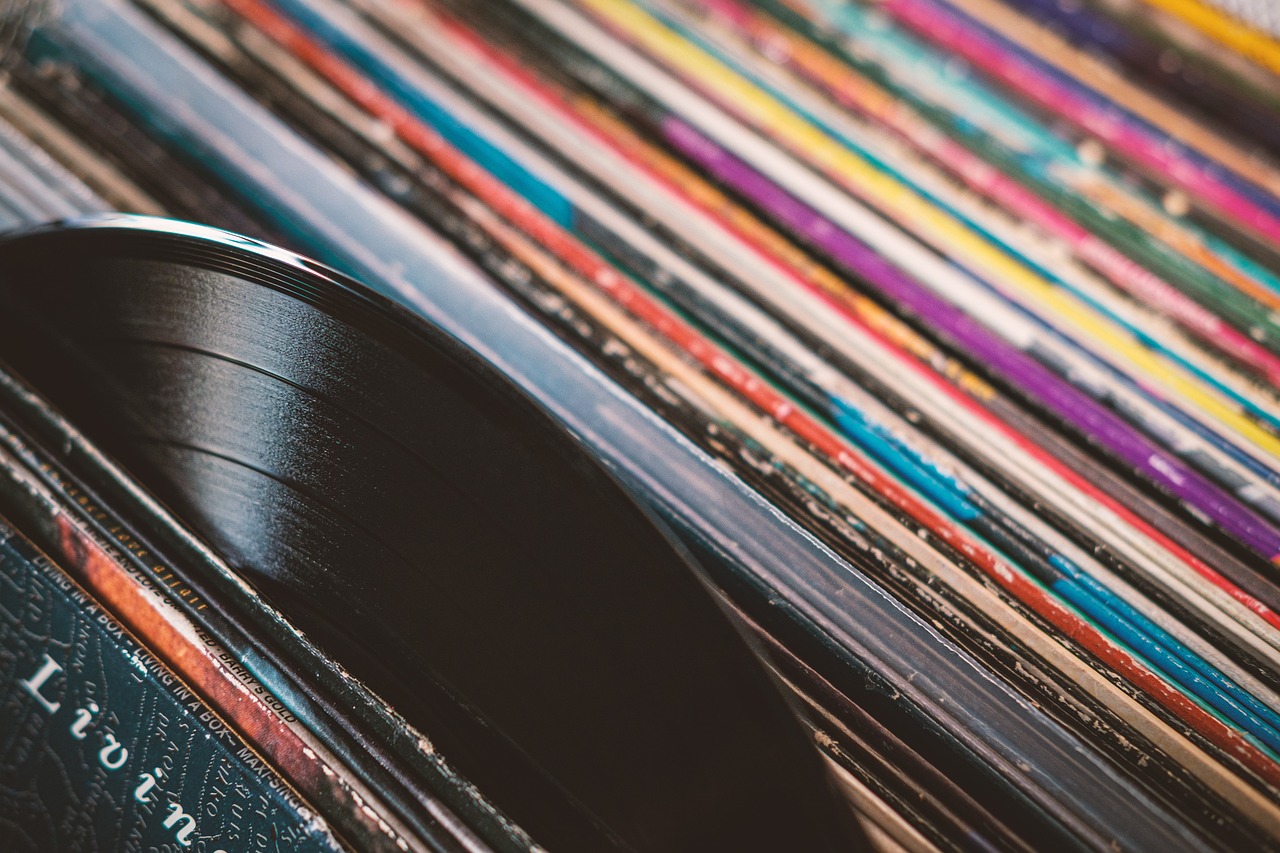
[97,734,128,770]
[70,702,99,739]
[163,803,198,847]
[21,654,63,713]
[134,770,160,803]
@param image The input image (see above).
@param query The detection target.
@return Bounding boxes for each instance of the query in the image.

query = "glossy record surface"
[0,216,858,852]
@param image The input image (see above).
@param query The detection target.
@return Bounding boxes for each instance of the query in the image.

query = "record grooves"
[0,218,859,852]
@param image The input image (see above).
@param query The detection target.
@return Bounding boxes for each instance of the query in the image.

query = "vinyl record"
[0,215,861,852]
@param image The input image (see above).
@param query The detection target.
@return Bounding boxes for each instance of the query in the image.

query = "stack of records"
[2,0,1280,849]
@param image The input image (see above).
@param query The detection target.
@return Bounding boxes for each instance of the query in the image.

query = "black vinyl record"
[0,216,861,851]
